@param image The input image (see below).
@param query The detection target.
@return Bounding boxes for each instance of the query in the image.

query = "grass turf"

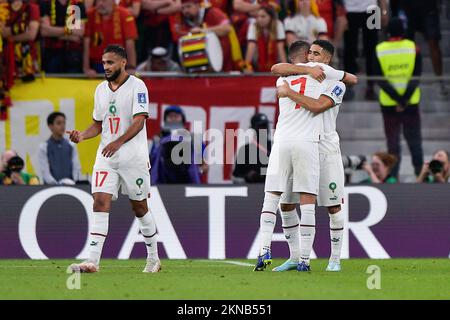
[0,259,448,299]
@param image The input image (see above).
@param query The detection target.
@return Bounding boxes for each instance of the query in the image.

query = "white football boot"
[142,259,162,273]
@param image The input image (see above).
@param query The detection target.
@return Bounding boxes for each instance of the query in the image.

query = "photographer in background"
[341,154,366,183]
[0,149,17,172]
[0,153,39,185]
[149,106,205,184]
[232,113,272,184]
[417,150,449,183]
[361,151,398,184]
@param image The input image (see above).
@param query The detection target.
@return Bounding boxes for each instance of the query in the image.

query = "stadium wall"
[1,184,449,259]
[1,76,279,184]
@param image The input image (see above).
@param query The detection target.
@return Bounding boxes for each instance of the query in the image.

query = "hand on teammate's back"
[308,65,326,82]
[277,80,291,98]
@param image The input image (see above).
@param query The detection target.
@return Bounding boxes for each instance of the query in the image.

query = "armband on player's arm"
[341,72,358,86]
[320,64,358,85]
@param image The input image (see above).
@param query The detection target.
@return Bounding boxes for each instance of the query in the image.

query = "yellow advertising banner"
[2,78,103,178]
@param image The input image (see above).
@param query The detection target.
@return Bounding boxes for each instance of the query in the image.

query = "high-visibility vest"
[375,39,421,107]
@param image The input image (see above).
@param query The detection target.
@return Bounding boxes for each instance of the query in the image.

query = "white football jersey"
[305,62,345,82]
[93,75,150,166]
[273,62,346,142]
[321,80,346,142]
[274,74,324,142]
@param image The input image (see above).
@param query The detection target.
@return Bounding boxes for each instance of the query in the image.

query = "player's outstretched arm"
[277,80,333,114]
[342,72,358,86]
[101,115,146,158]
[271,63,326,82]
[272,63,358,86]
[66,121,102,144]
[320,64,358,85]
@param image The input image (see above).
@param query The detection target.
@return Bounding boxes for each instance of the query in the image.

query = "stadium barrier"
[1,184,449,260]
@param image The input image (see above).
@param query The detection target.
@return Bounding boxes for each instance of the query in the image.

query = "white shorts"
[317,152,345,207]
[91,162,151,201]
[264,140,319,195]
[280,138,344,206]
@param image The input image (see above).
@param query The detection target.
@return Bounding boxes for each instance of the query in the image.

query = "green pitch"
[0,259,448,299]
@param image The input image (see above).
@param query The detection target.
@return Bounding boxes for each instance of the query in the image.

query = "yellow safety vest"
[375,39,421,107]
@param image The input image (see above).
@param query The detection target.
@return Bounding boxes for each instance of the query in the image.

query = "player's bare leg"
[254,191,281,271]
[298,193,317,271]
[272,202,300,272]
[131,199,161,273]
[70,192,112,273]
[326,204,344,272]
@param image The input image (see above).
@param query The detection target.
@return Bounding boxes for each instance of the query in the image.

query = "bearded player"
[271,40,356,272]
[67,45,161,273]
[254,41,356,272]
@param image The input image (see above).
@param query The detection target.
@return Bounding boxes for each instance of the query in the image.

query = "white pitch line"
[0,260,255,268]
[199,260,254,267]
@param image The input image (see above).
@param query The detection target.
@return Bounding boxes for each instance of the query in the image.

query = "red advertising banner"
[143,76,279,183]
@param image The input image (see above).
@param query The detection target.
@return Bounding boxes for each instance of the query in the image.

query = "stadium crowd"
[0,1,445,75]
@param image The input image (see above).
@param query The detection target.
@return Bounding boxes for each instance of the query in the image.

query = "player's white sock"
[138,211,159,261]
[259,192,280,255]
[281,209,300,262]
[88,211,109,266]
[299,204,316,265]
[329,210,344,263]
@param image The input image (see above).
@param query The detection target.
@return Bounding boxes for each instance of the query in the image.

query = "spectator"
[2,0,40,83]
[83,0,137,77]
[0,0,12,121]
[231,0,265,51]
[0,149,18,172]
[84,0,94,9]
[204,0,232,15]
[0,154,40,185]
[137,46,181,72]
[361,152,398,184]
[284,0,328,46]
[243,4,287,72]
[374,18,424,178]
[417,150,450,183]
[89,0,143,14]
[39,0,87,73]
[137,0,180,64]
[232,113,272,183]
[316,0,347,57]
[342,0,388,100]
[150,106,205,184]
[399,0,448,96]
[119,0,142,17]
[169,0,238,71]
[38,111,81,185]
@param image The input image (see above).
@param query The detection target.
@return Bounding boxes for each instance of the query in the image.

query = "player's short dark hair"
[47,112,66,126]
[103,44,127,60]
[312,39,335,57]
[288,40,310,62]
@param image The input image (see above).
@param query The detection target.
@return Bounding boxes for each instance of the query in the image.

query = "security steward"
[374,17,424,178]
